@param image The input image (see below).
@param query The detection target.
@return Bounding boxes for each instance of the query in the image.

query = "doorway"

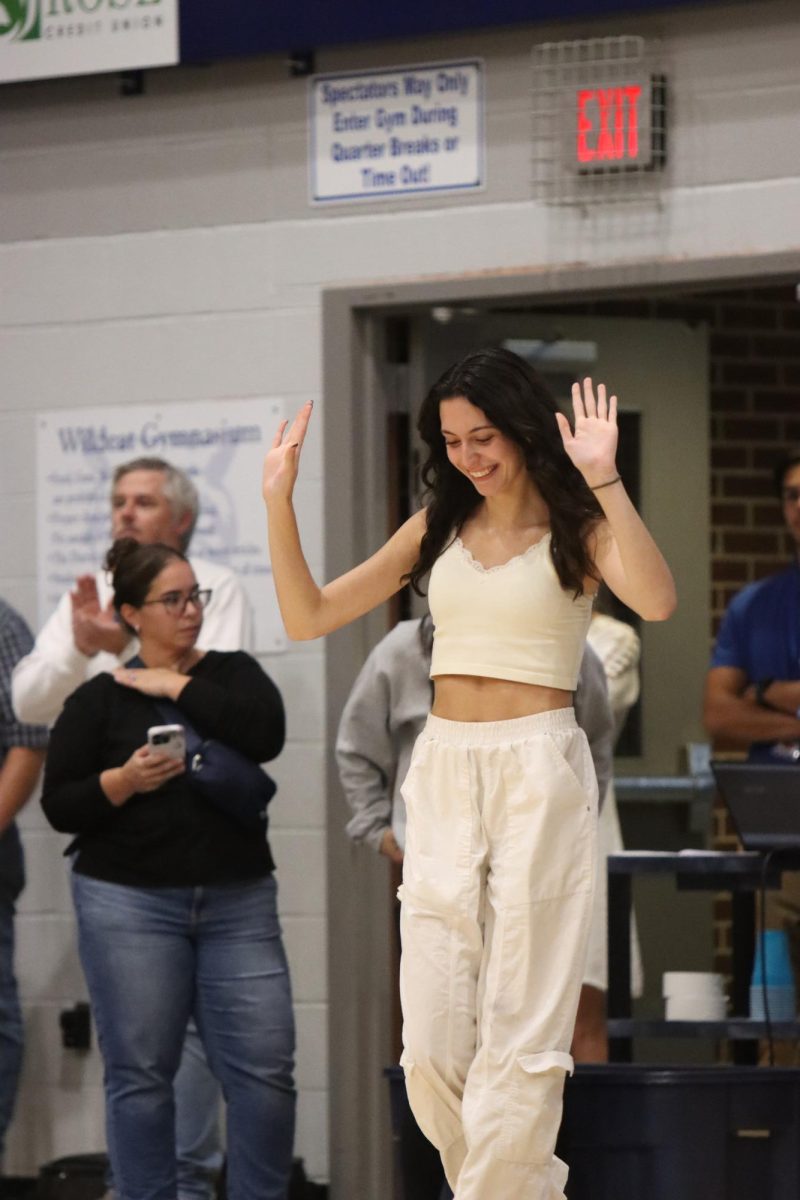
[322,252,800,1200]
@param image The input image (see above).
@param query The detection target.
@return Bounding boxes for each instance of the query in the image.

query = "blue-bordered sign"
[309,59,484,204]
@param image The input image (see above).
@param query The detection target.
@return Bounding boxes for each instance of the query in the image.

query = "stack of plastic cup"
[663,971,727,1020]
[750,929,796,1021]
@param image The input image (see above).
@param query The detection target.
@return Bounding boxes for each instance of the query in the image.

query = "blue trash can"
[558,1064,800,1200]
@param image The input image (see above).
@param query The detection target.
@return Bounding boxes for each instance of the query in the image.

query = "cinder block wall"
[2,0,800,1186]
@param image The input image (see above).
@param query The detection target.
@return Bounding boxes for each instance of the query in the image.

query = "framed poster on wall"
[36,396,285,653]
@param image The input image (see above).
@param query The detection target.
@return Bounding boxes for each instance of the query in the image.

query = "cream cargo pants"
[399,709,598,1200]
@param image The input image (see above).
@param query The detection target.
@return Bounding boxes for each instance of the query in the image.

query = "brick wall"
[704,283,799,981]
[708,285,800,630]
[648,285,797,983]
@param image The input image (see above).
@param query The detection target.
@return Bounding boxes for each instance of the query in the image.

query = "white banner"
[36,398,286,653]
[0,0,178,84]
[310,59,484,203]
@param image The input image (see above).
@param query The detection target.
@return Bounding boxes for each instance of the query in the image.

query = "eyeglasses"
[140,587,212,617]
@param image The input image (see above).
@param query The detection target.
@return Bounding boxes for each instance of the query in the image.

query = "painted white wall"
[1,0,799,1183]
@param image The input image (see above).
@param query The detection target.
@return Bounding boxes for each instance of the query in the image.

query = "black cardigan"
[42,651,285,887]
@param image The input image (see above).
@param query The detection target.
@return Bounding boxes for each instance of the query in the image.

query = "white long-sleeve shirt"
[12,557,252,726]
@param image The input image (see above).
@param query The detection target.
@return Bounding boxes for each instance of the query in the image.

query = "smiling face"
[440,395,527,497]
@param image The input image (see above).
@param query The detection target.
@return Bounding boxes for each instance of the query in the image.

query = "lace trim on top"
[453,530,552,575]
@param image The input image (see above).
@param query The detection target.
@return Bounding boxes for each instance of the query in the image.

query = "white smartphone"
[146,724,186,760]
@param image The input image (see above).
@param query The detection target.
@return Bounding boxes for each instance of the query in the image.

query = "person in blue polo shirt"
[704,446,800,1010]
[704,448,800,760]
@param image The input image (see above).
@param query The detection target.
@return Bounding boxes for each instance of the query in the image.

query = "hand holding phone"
[103,728,186,806]
[146,724,186,761]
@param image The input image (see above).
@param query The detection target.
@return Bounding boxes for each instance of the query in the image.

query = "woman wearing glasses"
[41,536,295,1200]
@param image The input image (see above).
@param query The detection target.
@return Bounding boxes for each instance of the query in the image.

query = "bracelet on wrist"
[755,678,776,709]
[589,475,622,492]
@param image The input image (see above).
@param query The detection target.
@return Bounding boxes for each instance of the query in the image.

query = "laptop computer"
[712,762,800,851]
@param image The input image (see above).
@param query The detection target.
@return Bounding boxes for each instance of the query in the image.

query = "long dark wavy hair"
[408,346,604,596]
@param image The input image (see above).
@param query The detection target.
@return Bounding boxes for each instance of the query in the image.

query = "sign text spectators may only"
[310,60,484,203]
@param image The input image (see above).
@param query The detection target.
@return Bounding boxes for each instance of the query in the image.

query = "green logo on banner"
[0,1,41,41]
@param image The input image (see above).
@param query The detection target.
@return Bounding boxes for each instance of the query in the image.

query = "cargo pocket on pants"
[401,1055,463,1152]
[499,1050,573,1164]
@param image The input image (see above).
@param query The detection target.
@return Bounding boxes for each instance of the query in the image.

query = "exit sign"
[575,74,666,172]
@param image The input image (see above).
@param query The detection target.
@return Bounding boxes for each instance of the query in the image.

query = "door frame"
[321,249,800,1200]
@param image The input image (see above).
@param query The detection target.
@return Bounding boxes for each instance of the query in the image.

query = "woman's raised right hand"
[262,401,313,504]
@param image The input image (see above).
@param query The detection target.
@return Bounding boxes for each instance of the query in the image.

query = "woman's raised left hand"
[555,378,619,487]
[262,401,313,505]
[113,666,188,702]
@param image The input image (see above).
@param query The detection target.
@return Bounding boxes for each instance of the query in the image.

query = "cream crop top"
[428,532,594,691]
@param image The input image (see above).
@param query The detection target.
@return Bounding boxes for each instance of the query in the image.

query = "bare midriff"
[431,674,572,722]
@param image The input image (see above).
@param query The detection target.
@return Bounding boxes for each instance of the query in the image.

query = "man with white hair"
[13,456,251,724]
[13,456,252,1200]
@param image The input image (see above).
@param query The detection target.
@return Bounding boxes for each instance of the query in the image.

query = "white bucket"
[663,971,726,1020]
[663,971,724,998]
[665,992,727,1021]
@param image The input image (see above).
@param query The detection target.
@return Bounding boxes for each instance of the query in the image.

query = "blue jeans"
[72,871,295,1200]
[0,826,24,1165]
[173,1020,223,1200]
[104,971,224,1200]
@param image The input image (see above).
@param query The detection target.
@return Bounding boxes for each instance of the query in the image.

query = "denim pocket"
[499,1050,573,1164]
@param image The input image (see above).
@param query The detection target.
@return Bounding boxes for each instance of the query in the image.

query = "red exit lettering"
[576,86,643,164]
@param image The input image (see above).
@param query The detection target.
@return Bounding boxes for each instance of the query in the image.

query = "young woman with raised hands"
[263,346,675,1200]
